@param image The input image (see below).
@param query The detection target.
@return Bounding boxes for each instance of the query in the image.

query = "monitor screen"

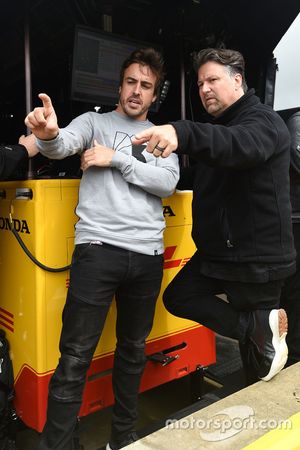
[71,26,157,108]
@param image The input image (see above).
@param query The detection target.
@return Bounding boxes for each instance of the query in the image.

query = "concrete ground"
[126,363,300,450]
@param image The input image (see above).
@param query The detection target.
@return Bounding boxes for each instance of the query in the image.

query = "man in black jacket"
[0,134,38,179]
[133,48,295,382]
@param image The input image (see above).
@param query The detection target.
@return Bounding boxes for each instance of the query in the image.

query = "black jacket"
[172,89,295,265]
[0,144,28,180]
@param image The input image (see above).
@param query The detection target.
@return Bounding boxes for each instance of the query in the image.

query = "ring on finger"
[155,144,166,152]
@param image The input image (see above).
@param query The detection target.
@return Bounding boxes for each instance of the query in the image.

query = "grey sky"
[274,12,300,111]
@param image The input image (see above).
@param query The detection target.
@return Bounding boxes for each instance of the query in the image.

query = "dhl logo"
[164,246,190,269]
[0,307,14,332]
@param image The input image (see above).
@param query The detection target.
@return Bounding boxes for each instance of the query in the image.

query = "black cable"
[10,227,71,273]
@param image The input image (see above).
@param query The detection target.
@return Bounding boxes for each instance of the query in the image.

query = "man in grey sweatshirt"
[25,48,179,450]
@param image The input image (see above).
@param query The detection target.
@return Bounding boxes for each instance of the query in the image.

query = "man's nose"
[133,83,141,95]
[201,82,211,93]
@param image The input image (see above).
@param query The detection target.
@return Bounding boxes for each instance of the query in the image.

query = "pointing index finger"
[38,93,53,112]
[132,127,155,145]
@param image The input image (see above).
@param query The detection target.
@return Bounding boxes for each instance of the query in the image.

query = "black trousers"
[38,243,163,450]
[163,251,283,343]
[281,222,300,366]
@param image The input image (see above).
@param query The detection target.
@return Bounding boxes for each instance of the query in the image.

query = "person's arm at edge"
[0,134,39,180]
[0,144,28,180]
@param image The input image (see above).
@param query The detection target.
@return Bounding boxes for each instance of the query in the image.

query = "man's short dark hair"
[120,47,165,96]
[193,48,248,92]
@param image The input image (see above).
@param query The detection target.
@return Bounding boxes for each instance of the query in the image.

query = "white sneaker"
[248,308,288,381]
[260,309,288,381]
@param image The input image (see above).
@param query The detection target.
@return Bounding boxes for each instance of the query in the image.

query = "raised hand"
[24,93,59,140]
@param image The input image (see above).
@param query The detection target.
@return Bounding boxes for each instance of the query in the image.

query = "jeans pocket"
[71,243,92,265]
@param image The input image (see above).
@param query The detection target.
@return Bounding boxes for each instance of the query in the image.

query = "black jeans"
[163,252,283,343]
[38,243,163,450]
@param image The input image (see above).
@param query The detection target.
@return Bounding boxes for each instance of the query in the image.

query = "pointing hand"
[24,93,59,140]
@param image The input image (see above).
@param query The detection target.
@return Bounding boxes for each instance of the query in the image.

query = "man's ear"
[152,94,157,103]
[235,73,243,89]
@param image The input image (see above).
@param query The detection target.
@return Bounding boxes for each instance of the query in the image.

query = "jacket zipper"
[220,208,234,248]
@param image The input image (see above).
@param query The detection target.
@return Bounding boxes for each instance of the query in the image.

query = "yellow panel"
[163,190,193,227]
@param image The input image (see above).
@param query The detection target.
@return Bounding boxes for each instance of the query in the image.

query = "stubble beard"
[121,98,150,120]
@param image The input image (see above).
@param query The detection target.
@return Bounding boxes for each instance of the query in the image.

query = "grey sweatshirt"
[37,110,179,255]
